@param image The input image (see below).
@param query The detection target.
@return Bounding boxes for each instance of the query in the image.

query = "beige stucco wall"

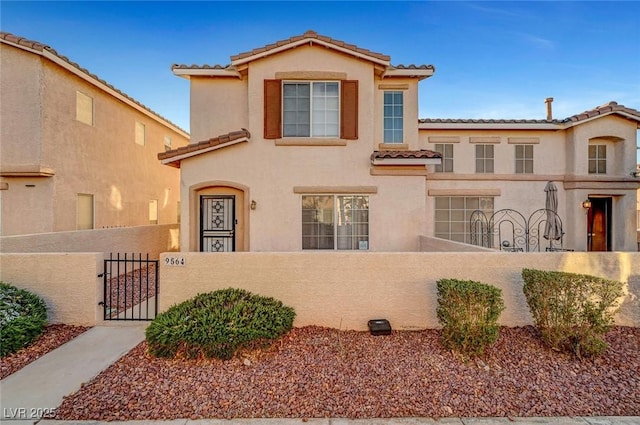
[0,224,179,257]
[159,252,640,331]
[420,117,639,252]
[0,253,103,325]
[0,42,189,236]
[182,45,427,252]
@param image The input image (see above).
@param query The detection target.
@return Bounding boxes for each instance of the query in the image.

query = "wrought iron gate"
[100,253,158,321]
[200,195,235,252]
[470,208,571,252]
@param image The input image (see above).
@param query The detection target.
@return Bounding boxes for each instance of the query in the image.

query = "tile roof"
[172,31,435,76]
[158,129,251,164]
[0,32,188,136]
[231,30,391,63]
[372,150,442,160]
[420,102,640,126]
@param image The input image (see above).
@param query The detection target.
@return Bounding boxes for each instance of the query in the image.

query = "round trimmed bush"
[146,288,296,360]
[0,282,48,357]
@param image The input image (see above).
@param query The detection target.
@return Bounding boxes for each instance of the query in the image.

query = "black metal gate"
[470,208,572,252]
[100,253,158,321]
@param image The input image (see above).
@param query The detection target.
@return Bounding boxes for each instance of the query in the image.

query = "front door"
[200,195,235,252]
[587,197,611,251]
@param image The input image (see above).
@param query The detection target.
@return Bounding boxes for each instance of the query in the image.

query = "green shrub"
[146,288,295,360]
[436,278,505,357]
[522,268,624,358]
[0,282,48,357]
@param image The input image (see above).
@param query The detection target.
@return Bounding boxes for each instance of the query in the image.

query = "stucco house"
[160,30,640,253]
[0,32,189,236]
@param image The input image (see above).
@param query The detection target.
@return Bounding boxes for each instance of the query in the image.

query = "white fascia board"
[418,122,561,131]
[161,138,249,166]
[41,51,189,138]
[372,158,441,166]
[231,38,390,67]
[383,69,434,79]
[172,68,241,79]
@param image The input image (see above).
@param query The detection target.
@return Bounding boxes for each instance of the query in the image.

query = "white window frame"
[434,143,454,173]
[302,194,369,250]
[475,144,494,173]
[383,91,403,144]
[588,144,607,174]
[515,144,534,174]
[435,196,494,243]
[283,81,340,138]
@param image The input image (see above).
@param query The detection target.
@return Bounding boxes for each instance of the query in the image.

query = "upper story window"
[475,144,494,173]
[76,91,94,126]
[515,145,534,174]
[302,195,369,250]
[588,144,607,174]
[164,135,172,151]
[135,121,146,146]
[283,82,339,137]
[264,79,358,140]
[434,144,454,172]
[383,91,403,144]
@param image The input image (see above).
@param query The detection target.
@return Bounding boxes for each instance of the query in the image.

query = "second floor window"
[283,82,339,137]
[434,143,454,172]
[383,91,403,143]
[475,144,494,173]
[589,144,606,174]
[135,121,146,146]
[515,145,534,174]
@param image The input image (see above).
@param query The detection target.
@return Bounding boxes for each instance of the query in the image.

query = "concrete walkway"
[1,325,147,424]
[1,326,638,425]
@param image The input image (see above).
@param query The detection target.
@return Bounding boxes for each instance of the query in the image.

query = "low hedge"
[146,288,295,360]
[522,268,623,358]
[436,278,504,357]
[0,282,48,357]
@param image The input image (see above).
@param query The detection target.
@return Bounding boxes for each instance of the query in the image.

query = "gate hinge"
[97,273,105,278]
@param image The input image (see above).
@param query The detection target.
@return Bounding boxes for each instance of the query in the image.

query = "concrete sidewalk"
[1,325,147,424]
[37,417,640,424]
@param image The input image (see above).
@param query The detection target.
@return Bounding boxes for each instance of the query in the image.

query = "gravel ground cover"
[55,326,640,420]
[0,324,89,379]
[105,264,157,318]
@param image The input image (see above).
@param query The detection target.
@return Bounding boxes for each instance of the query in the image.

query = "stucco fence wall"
[0,253,103,325]
[160,252,640,331]
[0,224,179,257]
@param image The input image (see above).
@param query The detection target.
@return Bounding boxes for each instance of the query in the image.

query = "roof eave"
[160,137,249,168]
[371,158,441,166]
[383,69,435,80]
[172,68,241,79]
[231,38,390,67]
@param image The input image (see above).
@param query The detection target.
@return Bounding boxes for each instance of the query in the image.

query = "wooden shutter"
[264,79,282,139]
[341,80,358,140]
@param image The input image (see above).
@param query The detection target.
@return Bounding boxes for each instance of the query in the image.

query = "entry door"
[587,197,611,252]
[200,196,235,252]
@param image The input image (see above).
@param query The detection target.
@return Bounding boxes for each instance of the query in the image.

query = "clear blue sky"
[2,1,639,158]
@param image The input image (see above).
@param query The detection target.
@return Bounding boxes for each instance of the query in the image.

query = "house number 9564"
[164,256,186,266]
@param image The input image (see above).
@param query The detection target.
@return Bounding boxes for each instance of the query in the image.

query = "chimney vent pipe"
[545,97,554,120]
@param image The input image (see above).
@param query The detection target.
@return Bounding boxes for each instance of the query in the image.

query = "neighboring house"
[0,32,189,236]
[160,30,640,253]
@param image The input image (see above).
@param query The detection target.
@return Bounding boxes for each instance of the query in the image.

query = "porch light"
[581,199,592,210]
[250,200,257,210]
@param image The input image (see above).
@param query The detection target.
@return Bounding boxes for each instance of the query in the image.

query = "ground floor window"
[435,196,494,243]
[302,195,369,250]
[76,193,94,230]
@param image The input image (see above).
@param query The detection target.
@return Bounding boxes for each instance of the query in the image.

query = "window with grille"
[434,143,454,172]
[302,195,369,250]
[515,145,534,174]
[283,82,339,137]
[475,144,494,173]
[435,196,494,243]
[383,91,403,143]
[588,144,607,174]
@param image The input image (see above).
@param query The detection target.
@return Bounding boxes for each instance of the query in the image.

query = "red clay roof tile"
[371,150,442,160]
[158,129,251,162]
